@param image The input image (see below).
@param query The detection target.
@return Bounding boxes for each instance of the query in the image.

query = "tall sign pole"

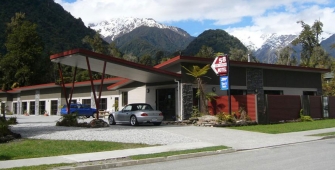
[211,54,231,114]
[227,55,231,115]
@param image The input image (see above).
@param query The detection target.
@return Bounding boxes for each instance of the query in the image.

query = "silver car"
[108,103,164,126]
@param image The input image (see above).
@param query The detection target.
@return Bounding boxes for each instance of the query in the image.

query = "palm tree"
[182,64,211,114]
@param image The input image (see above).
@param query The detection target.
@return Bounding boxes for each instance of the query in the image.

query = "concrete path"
[1,115,335,169]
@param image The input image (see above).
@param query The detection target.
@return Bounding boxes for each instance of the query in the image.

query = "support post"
[86,57,107,119]
[58,63,70,114]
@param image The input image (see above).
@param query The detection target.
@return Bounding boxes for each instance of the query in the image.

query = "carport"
[50,49,181,119]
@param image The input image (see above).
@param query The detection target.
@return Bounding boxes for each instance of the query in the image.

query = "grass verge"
[0,139,149,160]
[310,131,335,136]
[130,145,229,160]
[229,119,335,134]
[3,146,230,170]
[3,163,73,170]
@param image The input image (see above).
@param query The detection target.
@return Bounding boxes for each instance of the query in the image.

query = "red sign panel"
[211,55,228,75]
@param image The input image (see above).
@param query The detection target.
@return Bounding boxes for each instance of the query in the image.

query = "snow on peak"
[262,34,297,49]
[89,17,187,41]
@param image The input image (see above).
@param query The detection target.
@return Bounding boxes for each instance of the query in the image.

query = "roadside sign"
[220,76,229,90]
[211,55,228,76]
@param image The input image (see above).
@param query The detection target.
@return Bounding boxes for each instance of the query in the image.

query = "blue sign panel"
[220,76,229,90]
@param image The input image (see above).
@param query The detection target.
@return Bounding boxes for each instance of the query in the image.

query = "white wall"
[128,86,146,104]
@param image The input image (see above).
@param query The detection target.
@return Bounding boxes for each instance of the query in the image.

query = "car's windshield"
[138,104,153,110]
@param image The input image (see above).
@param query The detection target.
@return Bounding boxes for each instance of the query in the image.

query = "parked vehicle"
[60,103,97,118]
[108,103,164,126]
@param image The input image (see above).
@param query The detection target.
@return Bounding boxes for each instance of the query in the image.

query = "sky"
[56,0,335,48]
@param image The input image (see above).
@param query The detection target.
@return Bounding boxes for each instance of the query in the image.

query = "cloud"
[55,0,335,48]
[55,0,331,24]
[226,4,335,48]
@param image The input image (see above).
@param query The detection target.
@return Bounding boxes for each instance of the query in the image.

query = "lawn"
[130,145,229,160]
[0,139,149,160]
[230,119,335,134]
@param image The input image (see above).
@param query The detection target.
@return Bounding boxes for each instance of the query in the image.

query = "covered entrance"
[157,88,176,120]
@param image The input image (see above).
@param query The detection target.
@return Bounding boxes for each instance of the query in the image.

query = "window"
[0,103,4,115]
[39,101,45,115]
[122,92,128,106]
[264,90,283,95]
[230,89,247,95]
[303,91,316,96]
[99,98,107,110]
[22,102,27,114]
[82,99,91,107]
[123,105,132,111]
[114,97,119,111]
[29,101,35,115]
[13,103,17,114]
[51,100,58,115]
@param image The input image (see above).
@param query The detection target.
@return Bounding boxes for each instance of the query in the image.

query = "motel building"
[0,49,329,122]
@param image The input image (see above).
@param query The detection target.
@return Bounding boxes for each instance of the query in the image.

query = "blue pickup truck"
[60,103,97,118]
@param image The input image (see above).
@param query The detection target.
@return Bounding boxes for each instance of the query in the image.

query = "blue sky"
[57,0,335,48]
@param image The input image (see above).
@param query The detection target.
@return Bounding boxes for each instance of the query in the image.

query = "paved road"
[3,115,335,169]
[109,138,335,170]
[10,115,335,149]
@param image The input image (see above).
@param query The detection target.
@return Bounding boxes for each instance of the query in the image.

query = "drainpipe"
[174,79,181,121]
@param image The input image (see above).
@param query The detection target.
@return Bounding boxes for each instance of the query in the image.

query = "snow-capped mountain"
[243,32,335,63]
[89,18,189,43]
[254,34,298,63]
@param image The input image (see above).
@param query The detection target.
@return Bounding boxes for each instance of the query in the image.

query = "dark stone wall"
[246,68,266,124]
[182,84,193,120]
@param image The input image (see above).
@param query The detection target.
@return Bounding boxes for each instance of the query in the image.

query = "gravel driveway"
[10,115,201,145]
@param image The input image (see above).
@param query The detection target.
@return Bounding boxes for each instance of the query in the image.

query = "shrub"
[191,106,203,118]
[56,113,79,126]
[0,121,10,137]
[300,109,313,122]
[216,112,236,123]
[7,117,17,124]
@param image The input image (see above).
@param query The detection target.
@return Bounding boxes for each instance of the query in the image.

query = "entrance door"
[157,88,175,120]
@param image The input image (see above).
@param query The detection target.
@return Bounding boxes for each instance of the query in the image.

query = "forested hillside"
[182,29,247,56]
[114,26,194,57]
[0,0,101,89]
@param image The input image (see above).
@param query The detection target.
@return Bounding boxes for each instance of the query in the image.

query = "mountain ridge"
[89,18,191,43]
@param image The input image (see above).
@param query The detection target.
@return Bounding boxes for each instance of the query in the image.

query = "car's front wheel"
[109,115,116,125]
[130,116,138,126]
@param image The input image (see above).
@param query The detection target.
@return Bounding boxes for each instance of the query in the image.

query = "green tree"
[123,53,138,63]
[139,54,152,66]
[154,51,164,65]
[82,30,107,54]
[309,46,332,69]
[229,48,248,61]
[108,42,122,58]
[195,45,215,58]
[292,20,323,67]
[182,65,211,114]
[276,46,297,66]
[0,13,43,90]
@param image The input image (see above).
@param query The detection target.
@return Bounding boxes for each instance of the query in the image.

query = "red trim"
[156,55,330,73]
[154,56,181,68]
[6,77,126,93]
[107,78,132,90]
[50,48,181,78]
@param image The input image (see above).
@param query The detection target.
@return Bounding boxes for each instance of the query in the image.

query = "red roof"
[156,55,330,73]
[6,77,126,93]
